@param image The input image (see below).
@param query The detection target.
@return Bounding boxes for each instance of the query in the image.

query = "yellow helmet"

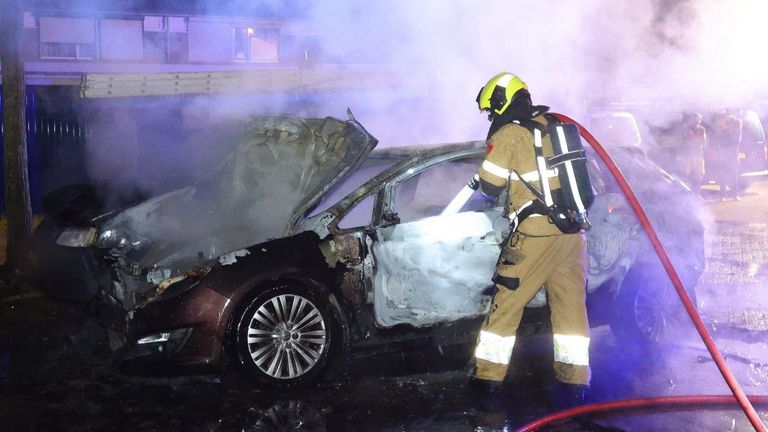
[476,72,528,115]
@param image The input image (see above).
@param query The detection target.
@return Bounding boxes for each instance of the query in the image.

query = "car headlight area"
[123,328,193,361]
[55,227,97,247]
[94,228,129,249]
[54,226,130,249]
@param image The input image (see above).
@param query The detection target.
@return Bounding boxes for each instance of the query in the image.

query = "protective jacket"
[473,114,591,386]
[480,115,565,234]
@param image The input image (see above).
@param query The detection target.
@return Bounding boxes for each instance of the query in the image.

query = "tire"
[610,266,697,346]
[233,283,338,387]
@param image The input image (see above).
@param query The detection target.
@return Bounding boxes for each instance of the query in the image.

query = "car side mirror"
[382,211,400,224]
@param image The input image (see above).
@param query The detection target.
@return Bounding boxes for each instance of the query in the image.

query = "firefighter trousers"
[473,230,591,385]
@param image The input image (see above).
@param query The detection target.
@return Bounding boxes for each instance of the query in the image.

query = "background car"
[32,113,705,387]
[588,110,644,153]
[735,109,767,173]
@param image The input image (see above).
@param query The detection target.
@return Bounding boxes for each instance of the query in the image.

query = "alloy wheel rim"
[634,283,681,342]
[246,293,327,379]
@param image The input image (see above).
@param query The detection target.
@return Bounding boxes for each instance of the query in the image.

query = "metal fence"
[0,87,88,214]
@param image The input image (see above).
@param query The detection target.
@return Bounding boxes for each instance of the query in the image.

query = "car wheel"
[610,266,697,345]
[234,283,337,387]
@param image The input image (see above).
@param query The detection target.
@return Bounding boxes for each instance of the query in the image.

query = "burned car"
[32,113,704,386]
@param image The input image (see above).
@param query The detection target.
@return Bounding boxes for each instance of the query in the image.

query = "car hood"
[99,113,378,269]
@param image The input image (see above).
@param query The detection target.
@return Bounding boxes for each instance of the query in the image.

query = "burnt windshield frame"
[304,154,403,218]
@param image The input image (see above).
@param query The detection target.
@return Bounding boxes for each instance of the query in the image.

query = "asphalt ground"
[0,178,766,431]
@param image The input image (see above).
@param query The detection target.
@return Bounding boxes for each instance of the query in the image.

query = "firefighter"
[470,72,591,406]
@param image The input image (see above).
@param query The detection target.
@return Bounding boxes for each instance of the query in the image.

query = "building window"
[233,27,252,61]
[143,16,188,63]
[167,16,188,33]
[167,17,188,63]
[100,19,143,61]
[38,16,97,61]
[233,27,278,62]
[40,42,96,59]
[23,12,38,28]
[143,16,167,62]
[143,16,165,32]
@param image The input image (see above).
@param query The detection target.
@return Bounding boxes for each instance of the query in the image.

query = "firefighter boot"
[552,382,589,410]
[466,358,502,393]
[468,377,509,412]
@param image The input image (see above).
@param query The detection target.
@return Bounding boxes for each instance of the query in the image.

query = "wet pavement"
[1,178,767,431]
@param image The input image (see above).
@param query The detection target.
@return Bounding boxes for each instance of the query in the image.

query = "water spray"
[441,175,480,216]
[517,113,766,431]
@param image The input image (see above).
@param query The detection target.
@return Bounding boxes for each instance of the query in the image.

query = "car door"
[370,153,508,328]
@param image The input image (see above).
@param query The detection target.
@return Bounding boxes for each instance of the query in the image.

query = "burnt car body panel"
[129,285,229,368]
[33,115,705,378]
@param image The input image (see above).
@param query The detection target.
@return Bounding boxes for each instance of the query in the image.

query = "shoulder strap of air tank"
[542,112,559,125]
[515,118,549,136]
[531,129,555,207]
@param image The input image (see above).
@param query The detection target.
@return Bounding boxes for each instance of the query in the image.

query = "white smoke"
[298,0,768,145]
[77,0,768,180]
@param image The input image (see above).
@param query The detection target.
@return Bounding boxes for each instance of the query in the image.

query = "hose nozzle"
[467,174,480,191]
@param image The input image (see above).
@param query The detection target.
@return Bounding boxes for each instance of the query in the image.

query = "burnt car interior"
[370,155,503,327]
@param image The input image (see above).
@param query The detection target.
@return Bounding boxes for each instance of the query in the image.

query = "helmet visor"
[476,87,488,111]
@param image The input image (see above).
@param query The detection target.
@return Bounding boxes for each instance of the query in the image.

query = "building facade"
[3,4,324,213]
[20,8,320,86]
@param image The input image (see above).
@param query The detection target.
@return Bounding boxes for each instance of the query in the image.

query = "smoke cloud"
[303,0,768,144]
[78,0,768,190]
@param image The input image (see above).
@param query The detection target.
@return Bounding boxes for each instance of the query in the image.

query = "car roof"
[589,111,637,120]
[298,141,487,227]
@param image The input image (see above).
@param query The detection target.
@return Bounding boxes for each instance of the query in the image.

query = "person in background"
[680,112,707,194]
[716,114,743,201]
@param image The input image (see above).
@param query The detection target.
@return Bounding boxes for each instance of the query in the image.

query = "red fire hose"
[517,113,766,431]
[519,395,768,431]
